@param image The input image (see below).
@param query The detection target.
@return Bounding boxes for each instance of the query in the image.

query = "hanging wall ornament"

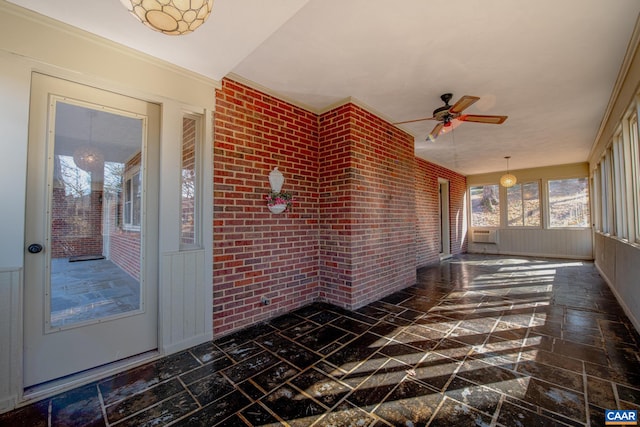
[269,167,284,193]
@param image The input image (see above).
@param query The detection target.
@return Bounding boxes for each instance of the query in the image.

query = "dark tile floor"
[3,254,640,426]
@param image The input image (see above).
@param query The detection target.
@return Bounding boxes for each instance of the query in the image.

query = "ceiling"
[8,0,640,175]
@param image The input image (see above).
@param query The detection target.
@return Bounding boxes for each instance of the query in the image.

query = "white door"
[24,73,160,387]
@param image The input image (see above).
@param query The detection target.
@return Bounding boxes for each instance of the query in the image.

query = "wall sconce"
[269,167,284,193]
[266,167,293,214]
[120,0,214,35]
[499,156,517,188]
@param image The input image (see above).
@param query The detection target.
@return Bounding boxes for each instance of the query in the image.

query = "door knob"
[27,244,43,254]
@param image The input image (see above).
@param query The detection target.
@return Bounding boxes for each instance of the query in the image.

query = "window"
[606,146,616,233]
[470,184,500,227]
[548,178,590,228]
[123,166,141,230]
[591,171,600,231]
[612,132,628,238]
[599,158,610,233]
[629,110,640,242]
[180,113,202,249]
[507,181,540,227]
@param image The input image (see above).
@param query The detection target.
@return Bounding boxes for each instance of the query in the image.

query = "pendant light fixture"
[72,109,104,173]
[499,156,517,188]
[120,0,214,35]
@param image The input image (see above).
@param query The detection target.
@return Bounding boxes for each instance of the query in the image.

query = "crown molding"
[225,72,405,130]
[224,73,318,114]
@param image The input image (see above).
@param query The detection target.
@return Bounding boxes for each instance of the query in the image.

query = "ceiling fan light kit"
[120,0,214,35]
[500,156,517,188]
[393,93,508,141]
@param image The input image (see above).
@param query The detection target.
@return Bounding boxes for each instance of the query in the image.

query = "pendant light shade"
[500,156,517,188]
[73,145,104,173]
[120,0,214,35]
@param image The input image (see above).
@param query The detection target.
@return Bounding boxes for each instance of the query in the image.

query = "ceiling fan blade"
[393,117,436,125]
[449,95,480,114]
[459,114,508,124]
[428,123,444,140]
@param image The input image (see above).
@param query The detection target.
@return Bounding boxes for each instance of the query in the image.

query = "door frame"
[439,178,451,260]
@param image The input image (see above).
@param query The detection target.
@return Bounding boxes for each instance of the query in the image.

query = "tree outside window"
[507,182,540,227]
[470,184,500,227]
[548,178,590,227]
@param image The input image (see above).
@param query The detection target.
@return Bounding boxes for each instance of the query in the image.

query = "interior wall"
[213,80,472,333]
[415,158,468,267]
[589,22,640,333]
[213,79,321,335]
[466,163,593,259]
[0,3,215,412]
[318,104,417,309]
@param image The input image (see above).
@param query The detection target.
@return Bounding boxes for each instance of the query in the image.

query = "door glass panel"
[49,101,144,329]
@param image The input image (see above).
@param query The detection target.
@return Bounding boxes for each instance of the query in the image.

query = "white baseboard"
[468,248,593,260]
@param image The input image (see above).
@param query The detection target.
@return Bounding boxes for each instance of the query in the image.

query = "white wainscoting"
[0,268,21,412]
[160,250,212,354]
[594,233,640,334]
[468,228,593,259]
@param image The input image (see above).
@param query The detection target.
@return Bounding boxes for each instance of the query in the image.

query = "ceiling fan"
[394,93,508,141]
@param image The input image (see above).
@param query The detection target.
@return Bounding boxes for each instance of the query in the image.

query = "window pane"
[132,172,141,226]
[549,178,590,227]
[630,112,640,241]
[507,185,522,226]
[523,182,540,226]
[180,115,200,248]
[470,185,500,227]
[124,178,132,225]
[122,158,141,230]
[507,182,540,227]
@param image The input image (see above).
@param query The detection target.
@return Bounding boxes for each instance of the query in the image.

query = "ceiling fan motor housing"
[440,93,453,104]
[433,93,456,122]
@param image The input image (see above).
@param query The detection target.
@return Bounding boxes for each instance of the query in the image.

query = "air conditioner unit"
[472,229,498,244]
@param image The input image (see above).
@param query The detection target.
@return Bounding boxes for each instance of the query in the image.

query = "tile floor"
[2,254,640,426]
[50,257,140,327]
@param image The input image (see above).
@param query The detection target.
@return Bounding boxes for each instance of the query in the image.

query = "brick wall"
[50,163,103,259]
[108,152,142,280]
[213,79,320,335]
[318,104,417,309]
[213,78,468,336]
[415,157,468,267]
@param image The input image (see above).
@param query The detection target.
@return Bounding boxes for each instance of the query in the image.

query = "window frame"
[122,165,141,232]
[547,177,591,229]
[469,183,501,228]
[179,112,203,250]
[612,129,628,239]
[506,180,541,228]
[628,100,640,243]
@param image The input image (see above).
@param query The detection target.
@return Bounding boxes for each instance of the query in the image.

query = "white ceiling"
[8,0,640,175]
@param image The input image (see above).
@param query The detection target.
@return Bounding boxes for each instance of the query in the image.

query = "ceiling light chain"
[120,0,214,35]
